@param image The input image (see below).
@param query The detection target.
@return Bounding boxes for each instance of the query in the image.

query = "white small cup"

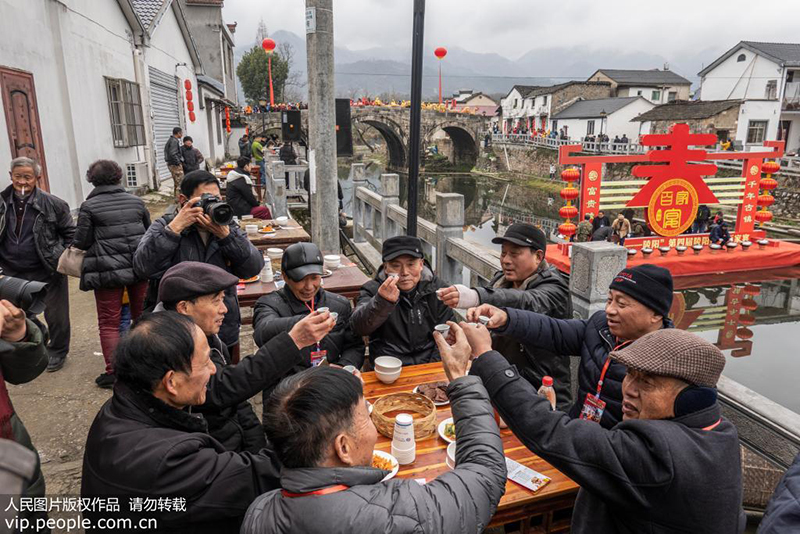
[392,413,415,448]
[245,224,259,234]
[446,442,457,469]
[316,307,330,315]
[392,442,416,465]
[329,311,338,322]
[434,324,450,337]
[478,316,490,326]
[323,254,341,270]
[275,216,289,226]
[342,365,357,374]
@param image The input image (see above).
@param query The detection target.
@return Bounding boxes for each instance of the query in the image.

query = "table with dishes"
[363,361,579,531]
[236,253,370,309]
[241,217,311,250]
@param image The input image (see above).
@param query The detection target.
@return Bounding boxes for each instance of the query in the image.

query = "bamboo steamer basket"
[370,392,436,440]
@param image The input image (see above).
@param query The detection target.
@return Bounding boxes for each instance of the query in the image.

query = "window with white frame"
[746,120,768,144]
[652,90,661,101]
[105,78,146,147]
[587,120,596,135]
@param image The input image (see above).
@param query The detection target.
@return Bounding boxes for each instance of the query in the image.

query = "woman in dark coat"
[72,160,151,388]
[226,156,271,219]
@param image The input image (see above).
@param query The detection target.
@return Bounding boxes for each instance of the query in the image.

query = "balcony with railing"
[782,81,800,111]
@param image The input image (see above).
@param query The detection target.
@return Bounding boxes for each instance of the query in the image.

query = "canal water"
[339,162,800,416]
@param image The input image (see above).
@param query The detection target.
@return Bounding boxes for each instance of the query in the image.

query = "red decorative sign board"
[645,178,699,236]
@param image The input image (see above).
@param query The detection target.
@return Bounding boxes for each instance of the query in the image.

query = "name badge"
[310,349,328,367]
[579,393,606,424]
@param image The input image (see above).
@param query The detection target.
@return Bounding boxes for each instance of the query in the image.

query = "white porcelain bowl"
[245,224,259,234]
[446,441,457,469]
[275,216,289,226]
[374,356,402,374]
[375,368,402,384]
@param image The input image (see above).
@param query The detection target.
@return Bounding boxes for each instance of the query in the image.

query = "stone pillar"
[569,241,627,319]
[271,178,287,218]
[435,193,464,285]
[269,161,285,210]
[351,163,366,243]
[380,174,400,241]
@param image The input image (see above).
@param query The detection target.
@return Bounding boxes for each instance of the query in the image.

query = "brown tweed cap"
[610,329,726,387]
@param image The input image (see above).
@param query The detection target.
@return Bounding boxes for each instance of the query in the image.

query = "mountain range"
[234,30,717,102]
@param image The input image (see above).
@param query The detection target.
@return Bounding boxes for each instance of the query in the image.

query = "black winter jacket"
[0,186,75,273]
[759,452,800,533]
[253,287,364,397]
[238,138,252,158]
[197,332,302,453]
[475,261,573,410]
[72,185,150,291]
[350,265,454,366]
[164,136,182,166]
[497,308,673,428]
[81,381,283,533]
[133,214,264,346]
[225,170,260,217]
[181,146,203,174]
[241,376,507,534]
[471,351,745,534]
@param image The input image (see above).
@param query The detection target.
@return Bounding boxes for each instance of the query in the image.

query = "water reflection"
[673,268,800,414]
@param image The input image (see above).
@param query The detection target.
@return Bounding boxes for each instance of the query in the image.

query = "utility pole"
[406,0,425,236]
[305,0,338,253]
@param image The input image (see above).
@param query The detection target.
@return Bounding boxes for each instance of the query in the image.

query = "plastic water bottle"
[537,376,556,411]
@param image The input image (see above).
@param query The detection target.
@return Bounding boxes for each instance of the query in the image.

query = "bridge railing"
[261,155,309,217]
[349,163,501,286]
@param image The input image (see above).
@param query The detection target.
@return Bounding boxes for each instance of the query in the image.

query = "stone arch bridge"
[243,107,490,169]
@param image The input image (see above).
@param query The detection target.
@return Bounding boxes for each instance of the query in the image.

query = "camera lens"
[0,276,48,314]
[208,202,233,226]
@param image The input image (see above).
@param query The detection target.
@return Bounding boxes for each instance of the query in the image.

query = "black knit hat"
[158,261,239,304]
[609,264,674,318]
[492,223,547,252]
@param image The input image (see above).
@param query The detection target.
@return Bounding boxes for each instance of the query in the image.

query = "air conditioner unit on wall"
[125,162,148,188]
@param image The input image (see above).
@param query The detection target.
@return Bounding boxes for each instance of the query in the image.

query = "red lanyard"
[595,340,633,399]
[281,484,349,498]
[702,419,722,431]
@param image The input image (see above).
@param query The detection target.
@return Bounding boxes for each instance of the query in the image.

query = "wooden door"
[0,67,49,191]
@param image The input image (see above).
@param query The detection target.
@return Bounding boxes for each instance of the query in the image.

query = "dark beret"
[158,261,239,304]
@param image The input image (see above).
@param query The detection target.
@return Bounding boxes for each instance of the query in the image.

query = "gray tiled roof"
[552,96,641,119]
[594,69,691,87]
[700,41,800,76]
[507,85,543,99]
[197,74,224,95]
[632,99,742,122]
[131,0,166,29]
[527,80,611,98]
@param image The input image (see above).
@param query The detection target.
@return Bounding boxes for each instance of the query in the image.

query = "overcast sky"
[223,0,799,65]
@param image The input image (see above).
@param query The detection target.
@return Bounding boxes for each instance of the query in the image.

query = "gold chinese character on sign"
[589,170,599,182]
[746,192,755,200]
[587,200,597,208]
[663,209,681,229]
[750,165,759,176]
[676,191,689,205]
[660,191,674,205]
[587,187,597,196]
[744,215,752,223]
[748,180,758,188]
[745,204,754,212]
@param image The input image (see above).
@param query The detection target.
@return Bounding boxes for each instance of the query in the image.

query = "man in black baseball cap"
[157,261,334,453]
[351,235,454,366]
[437,222,572,409]
[468,263,675,429]
[253,242,364,406]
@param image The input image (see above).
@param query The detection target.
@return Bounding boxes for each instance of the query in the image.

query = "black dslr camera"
[194,193,233,226]
[0,269,48,314]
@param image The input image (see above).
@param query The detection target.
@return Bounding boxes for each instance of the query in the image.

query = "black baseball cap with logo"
[492,223,547,252]
[382,235,424,262]
[281,242,325,282]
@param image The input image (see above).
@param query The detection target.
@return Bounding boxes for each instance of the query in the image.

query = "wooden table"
[236,254,370,308]
[363,363,579,532]
[244,219,311,250]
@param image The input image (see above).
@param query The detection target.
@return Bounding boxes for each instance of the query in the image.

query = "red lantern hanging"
[744,284,761,296]
[559,205,578,219]
[760,176,778,191]
[757,194,775,208]
[185,90,193,102]
[754,210,773,223]
[560,167,580,182]
[434,47,447,59]
[738,313,756,326]
[761,160,780,175]
[262,38,276,54]
[184,79,192,90]
[188,111,196,123]
[736,327,753,340]
[560,186,579,202]
[741,298,758,311]
[186,101,194,112]
[559,222,577,238]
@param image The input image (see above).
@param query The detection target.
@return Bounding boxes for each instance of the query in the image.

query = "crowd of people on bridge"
[2,153,800,533]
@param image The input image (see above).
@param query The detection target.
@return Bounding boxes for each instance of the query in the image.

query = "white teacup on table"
[245,224,259,235]
[324,254,341,271]
[275,216,289,227]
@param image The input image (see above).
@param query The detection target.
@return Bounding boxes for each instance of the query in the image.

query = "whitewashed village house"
[0,0,235,209]
[698,41,800,153]
[588,68,691,105]
[550,96,654,142]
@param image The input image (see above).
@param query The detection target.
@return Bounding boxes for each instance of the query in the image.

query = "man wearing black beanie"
[468,263,674,429]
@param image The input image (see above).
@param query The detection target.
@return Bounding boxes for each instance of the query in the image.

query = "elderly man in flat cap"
[437,324,744,534]
[155,261,335,453]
